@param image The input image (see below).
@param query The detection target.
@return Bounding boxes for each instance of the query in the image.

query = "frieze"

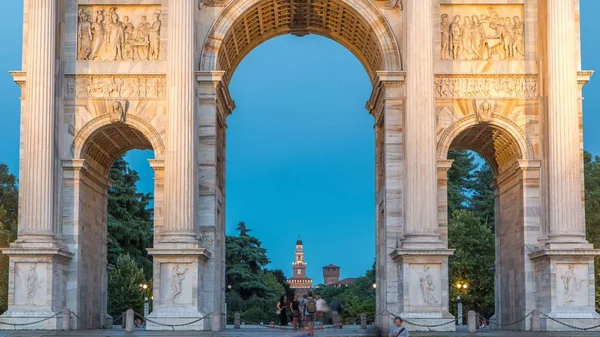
[65,75,166,99]
[434,75,537,99]
[441,5,524,61]
[77,5,161,61]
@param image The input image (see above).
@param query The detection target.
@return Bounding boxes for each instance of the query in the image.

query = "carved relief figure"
[170,265,189,304]
[110,101,126,123]
[77,9,93,60]
[419,266,438,305]
[434,76,536,99]
[560,264,585,306]
[16,264,39,305]
[91,10,105,60]
[440,14,451,60]
[78,6,161,61]
[475,100,493,123]
[441,6,524,61]
[450,16,462,60]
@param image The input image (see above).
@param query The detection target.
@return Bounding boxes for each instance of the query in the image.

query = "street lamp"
[372,283,377,289]
[139,283,150,328]
[455,282,468,325]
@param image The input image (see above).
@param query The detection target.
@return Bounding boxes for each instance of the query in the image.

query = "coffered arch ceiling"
[201,0,402,83]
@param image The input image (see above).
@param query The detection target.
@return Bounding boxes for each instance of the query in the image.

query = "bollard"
[125,309,134,332]
[360,313,367,329]
[62,309,70,330]
[531,309,540,332]
[467,311,476,333]
[234,312,241,329]
[122,311,126,328]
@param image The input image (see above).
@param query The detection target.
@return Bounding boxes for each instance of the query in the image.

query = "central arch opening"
[224,33,376,326]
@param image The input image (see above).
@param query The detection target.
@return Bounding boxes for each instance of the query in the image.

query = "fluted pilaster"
[19,0,57,237]
[403,0,440,245]
[546,0,586,242]
[162,0,196,239]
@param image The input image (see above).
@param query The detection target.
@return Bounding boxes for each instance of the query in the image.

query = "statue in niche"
[560,264,585,306]
[475,100,493,123]
[77,9,93,60]
[90,10,105,60]
[440,14,451,60]
[419,266,438,305]
[441,7,524,61]
[170,265,189,304]
[110,100,126,123]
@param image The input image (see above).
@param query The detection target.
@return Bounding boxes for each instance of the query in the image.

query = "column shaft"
[404,0,439,242]
[163,0,196,238]
[546,0,585,240]
[20,0,57,236]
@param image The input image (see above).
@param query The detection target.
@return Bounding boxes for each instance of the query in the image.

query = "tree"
[470,162,495,226]
[0,164,18,313]
[583,151,600,311]
[107,254,147,317]
[448,210,495,317]
[107,157,154,278]
[447,150,477,217]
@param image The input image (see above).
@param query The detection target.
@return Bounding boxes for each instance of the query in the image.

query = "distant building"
[323,264,340,285]
[333,278,358,288]
[287,238,312,297]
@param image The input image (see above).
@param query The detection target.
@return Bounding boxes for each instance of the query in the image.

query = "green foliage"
[107,157,153,278]
[448,210,495,317]
[107,254,147,317]
[0,164,18,314]
[583,152,600,311]
[225,222,285,323]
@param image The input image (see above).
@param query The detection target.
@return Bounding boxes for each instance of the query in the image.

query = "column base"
[390,249,455,332]
[530,248,600,332]
[147,246,211,331]
[146,307,209,331]
[0,247,72,330]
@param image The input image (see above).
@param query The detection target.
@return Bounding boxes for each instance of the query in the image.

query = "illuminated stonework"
[3,0,598,333]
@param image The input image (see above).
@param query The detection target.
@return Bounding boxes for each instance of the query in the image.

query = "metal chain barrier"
[230,313,345,331]
[0,312,62,329]
[70,311,105,330]
[388,313,458,330]
[539,312,600,331]
[479,312,531,328]
[111,313,124,326]
[133,311,211,331]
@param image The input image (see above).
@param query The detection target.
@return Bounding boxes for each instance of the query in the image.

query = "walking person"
[304,292,317,336]
[315,294,328,327]
[277,295,288,327]
[389,317,410,337]
[290,295,301,329]
[329,297,343,328]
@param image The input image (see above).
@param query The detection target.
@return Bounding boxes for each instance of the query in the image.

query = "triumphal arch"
[2,0,598,332]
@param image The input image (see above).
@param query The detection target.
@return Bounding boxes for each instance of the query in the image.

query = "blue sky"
[1,2,599,284]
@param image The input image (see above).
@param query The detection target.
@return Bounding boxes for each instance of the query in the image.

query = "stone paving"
[1,325,600,337]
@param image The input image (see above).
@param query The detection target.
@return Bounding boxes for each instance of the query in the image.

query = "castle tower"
[287,238,312,296]
[323,264,340,285]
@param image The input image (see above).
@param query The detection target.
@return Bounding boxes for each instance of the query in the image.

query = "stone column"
[545,0,586,245]
[403,0,441,247]
[147,2,210,330]
[18,0,59,243]
[160,0,197,243]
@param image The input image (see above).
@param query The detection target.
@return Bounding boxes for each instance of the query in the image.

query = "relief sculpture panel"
[78,5,162,61]
[14,263,46,306]
[409,264,442,307]
[65,75,166,99]
[556,264,589,307]
[440,5,524,61]
[434,75,537,99]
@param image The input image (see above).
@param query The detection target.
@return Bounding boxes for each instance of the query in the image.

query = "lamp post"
[455,282,468,325]
[139,283,149,328]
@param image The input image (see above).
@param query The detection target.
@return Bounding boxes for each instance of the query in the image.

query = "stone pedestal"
[390,249,454,331]
[0,248,72,330]
[146,248,211,330]
[529,250,600,331]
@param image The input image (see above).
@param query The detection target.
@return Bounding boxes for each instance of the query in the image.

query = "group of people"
[276,292,344,336]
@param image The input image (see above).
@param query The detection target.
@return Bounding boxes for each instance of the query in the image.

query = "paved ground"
[0,325,599,337]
